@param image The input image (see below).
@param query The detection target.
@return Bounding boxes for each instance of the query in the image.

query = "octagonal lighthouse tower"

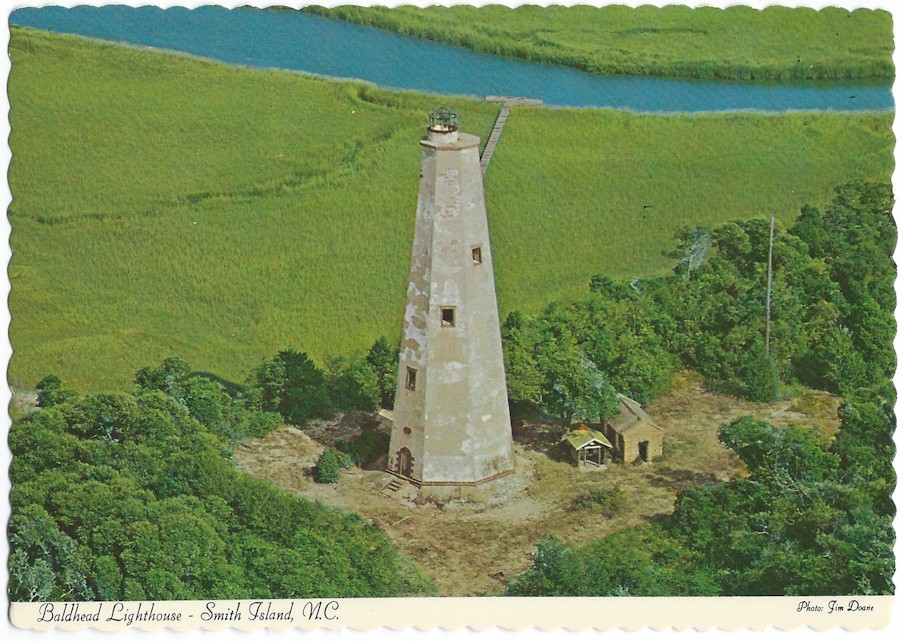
[387,108,514,487]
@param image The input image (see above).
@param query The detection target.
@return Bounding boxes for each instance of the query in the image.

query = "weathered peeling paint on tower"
[387,108,514,486]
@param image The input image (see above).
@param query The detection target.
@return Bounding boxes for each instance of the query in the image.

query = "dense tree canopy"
[502,287,673,422]
[9,361,434,601]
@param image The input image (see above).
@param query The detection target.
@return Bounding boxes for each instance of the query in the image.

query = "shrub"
[315,449,353,484]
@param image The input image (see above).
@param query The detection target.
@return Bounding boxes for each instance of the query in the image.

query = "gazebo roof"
[562,424,613,451]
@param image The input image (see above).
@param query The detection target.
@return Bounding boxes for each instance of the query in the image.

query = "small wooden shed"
[561,424,613,467]
[603,394,664,463]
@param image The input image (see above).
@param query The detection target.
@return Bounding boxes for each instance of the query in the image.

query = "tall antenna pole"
[765,212,776,356]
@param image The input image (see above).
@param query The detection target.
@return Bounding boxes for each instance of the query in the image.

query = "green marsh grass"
[304,5,894,81]
[7,28,894,392]
[485,107,893,310]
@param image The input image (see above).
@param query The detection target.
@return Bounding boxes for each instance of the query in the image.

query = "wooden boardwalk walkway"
[480,96,542,175]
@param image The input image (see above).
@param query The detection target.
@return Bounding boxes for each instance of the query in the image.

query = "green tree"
[544,353,619,423]
[719,417,839,483]
[831,394,896,517]
[665,226,711,279]
[119,497,243,600]
[505,182,895,597]
[507,527,718,596]
[324,355,379,413]
[505,537,569,596]
[792,182,894,387]
[253,349,333,424]
[36,374,74,408]
[9,504,93,601]
[647,217,814,400]
[183,376,229,429]
[366,336,399,409]
[503,288,672,418]
[575,291,674,403]
[134,356,192,398]
[501,312,544,419]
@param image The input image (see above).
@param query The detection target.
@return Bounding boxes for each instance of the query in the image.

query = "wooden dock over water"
[480,96,542,175]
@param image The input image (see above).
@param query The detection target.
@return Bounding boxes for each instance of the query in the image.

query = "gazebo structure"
[561,424,613,467]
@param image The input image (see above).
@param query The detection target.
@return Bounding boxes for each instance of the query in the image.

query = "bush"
[235,410,283,440]
[134,356,192,396]
[738,348,780,403]
[135,357,282,443]
[315,449,353,484]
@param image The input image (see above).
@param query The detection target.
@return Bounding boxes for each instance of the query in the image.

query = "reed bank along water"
[10,5,894,114]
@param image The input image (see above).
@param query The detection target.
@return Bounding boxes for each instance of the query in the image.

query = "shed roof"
[562,425,613,450]
[607,394,664,435]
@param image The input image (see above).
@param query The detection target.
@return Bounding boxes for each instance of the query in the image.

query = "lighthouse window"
[406,367,417,390]
[440,307,456,327]
[472,246,483,264]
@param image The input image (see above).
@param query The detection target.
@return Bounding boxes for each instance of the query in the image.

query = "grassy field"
[7,27,894,392]
[303,4,894,81]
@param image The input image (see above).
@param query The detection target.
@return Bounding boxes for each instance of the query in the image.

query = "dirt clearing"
[233,374,840,596]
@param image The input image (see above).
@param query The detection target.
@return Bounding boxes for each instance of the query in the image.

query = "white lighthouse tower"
[387,108,515,487]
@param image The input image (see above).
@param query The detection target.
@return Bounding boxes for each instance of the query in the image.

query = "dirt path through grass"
[234,376,839,596]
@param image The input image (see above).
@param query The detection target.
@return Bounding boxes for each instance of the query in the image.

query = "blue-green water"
[10,5,894,113]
